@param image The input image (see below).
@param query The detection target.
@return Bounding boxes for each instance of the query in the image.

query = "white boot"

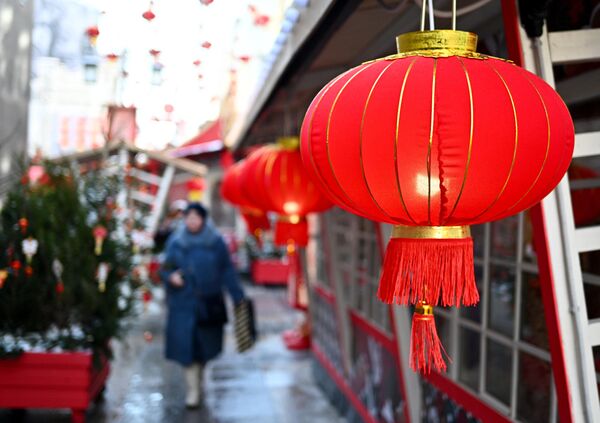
[184,364,202,408]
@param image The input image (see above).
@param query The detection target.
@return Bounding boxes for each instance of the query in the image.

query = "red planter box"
[0,352,109,423]
[251,258,289,285]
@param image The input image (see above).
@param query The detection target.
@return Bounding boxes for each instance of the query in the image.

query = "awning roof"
[171,120,225,158]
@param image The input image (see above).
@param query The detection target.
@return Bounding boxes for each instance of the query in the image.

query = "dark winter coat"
[160,223,244,366]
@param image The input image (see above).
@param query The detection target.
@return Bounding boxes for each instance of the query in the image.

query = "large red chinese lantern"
[240,137,332,247]
[301,30,574,373]
[221,161,270,239]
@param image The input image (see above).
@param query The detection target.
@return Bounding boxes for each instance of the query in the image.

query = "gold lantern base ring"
[379,224,478,308]
[391,224,471,240]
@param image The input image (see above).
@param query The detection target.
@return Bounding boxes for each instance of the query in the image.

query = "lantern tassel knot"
[410,302,448,373]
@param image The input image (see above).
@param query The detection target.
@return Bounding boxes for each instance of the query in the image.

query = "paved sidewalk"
[0,284,345,423]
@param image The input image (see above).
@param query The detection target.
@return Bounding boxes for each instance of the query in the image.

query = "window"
[327,208,391,334]
[436,212,558,422]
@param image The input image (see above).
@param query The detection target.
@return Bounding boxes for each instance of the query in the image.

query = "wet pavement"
[0,284,346,423]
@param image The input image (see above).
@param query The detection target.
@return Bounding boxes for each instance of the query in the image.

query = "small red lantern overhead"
[202,41,212,49]
[238,55,251,63]
[85,25,99,45]
[193,59,201,66]
[221,161,271,240]
[85,25,99,38]
[106,53,119,62]
[200,0,214,5]
[248,4,269,26]
[240,137,332,247]
[142,9,156,21]
[301,30,574,373]
[186,177,205,202]
[149,49,161,59]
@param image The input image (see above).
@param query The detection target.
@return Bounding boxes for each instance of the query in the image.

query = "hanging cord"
[414,0,493,19]
[428,0,435,29]
[420,0,436,30]
[452,0,456,29]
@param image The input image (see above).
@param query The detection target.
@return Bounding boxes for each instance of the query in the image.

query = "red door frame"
[500,1,574,422]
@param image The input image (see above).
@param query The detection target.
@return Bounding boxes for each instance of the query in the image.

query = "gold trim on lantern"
[415,301,433,316]
[277,136,300,150]
[397,30,478,54]
[391,225,470,239]
[362,30,511,64]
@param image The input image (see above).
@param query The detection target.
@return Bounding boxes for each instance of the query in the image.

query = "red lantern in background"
[221,161,271,240]
[142,9,156,21]
[202,41,212,49]
[193,59,201,66]
[186,177,205,202]
[240,137,331,247]
[85,26,99,38]
[149,49,161,59]
[301,30,574,373]
[85,26,99,45]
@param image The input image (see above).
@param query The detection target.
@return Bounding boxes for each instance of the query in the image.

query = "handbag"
[196,294,228,327]
[234,298,257,352]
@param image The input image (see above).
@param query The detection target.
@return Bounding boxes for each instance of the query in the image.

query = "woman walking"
[160,202,245,408]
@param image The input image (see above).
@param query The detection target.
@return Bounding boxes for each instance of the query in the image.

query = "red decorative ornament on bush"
[26,165,50,187]
[18,218,28,234]
[221,161,270,240]
[301,30,574,373]
[240,137,331,247]
[93,225,108,256]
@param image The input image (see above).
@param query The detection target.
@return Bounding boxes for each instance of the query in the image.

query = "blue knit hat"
[184,202,208,219]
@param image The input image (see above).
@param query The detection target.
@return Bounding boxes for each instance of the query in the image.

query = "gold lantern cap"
[276,136,299,150]
[364,30,512,64]
[397,30,478,54]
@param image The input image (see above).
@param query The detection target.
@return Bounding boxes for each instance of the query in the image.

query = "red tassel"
[410,303,448,373]
[378,237,478,307]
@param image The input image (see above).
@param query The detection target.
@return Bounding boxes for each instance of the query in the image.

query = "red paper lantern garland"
[221,161,271,240]
[300,30,574,373]
[239,137,331,247]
